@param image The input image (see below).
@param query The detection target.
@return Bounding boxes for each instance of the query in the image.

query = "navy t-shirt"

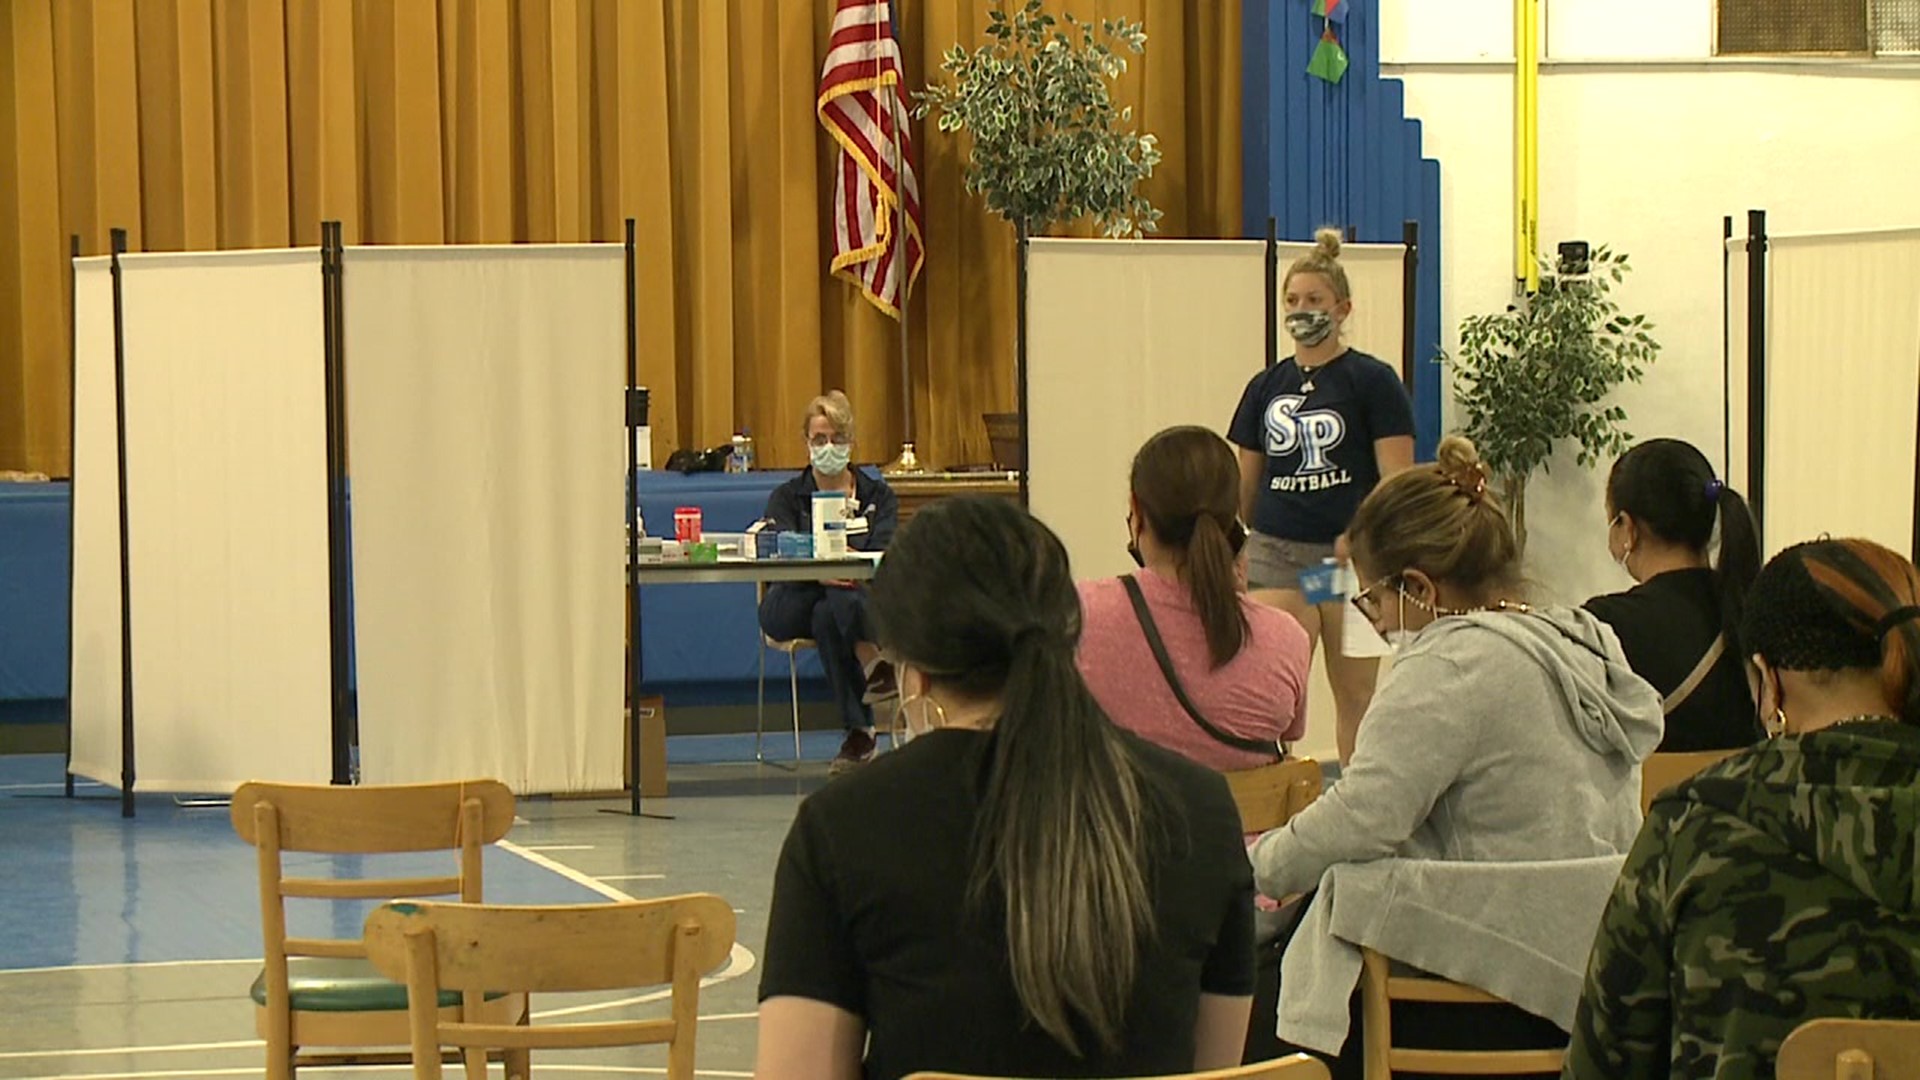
[1227,349,1415,543]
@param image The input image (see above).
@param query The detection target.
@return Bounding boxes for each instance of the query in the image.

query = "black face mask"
[1125,515,1144,568]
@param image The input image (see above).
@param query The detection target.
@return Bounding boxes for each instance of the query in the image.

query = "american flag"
[817,0,925,319]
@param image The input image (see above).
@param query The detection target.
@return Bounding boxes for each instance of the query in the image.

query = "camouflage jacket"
[1562,720,1920,1080]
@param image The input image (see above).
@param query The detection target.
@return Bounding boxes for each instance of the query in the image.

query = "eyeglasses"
[1350,574,1400,620]
[807,434,852,448]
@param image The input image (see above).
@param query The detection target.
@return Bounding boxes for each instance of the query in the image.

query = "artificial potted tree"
[1444,246,1660,552]
[914,0,1163,468]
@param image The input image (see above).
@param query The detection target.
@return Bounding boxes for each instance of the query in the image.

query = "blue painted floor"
[0,744,848,1077]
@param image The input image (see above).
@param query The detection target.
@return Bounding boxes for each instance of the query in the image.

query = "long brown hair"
[868,498,1159,1056]
[1130,426,1249,668]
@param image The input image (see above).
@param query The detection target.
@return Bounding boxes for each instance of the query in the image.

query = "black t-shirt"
[758,727,1256,1080]
[1585,568,1760,752]
[1227,349,1416,543]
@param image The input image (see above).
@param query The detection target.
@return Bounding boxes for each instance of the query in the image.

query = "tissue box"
[777,531,814,559]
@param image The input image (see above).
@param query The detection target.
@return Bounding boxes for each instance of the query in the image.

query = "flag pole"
[885,0,924,475]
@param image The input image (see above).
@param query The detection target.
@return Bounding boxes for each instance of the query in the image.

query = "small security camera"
[1556,240,1591,277]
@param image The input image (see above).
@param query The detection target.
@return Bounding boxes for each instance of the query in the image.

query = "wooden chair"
[1778,1017,1920,1080]
[1358,948,1564,1079]
[1224,757,1324,833]
[755,580,813,767]
[230,780,527,1080]
[363,895,737,1080]
[1640,748,1740,811]
[906,1056,1332,1080]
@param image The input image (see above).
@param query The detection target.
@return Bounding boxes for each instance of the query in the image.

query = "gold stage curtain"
[0,0,1239,475]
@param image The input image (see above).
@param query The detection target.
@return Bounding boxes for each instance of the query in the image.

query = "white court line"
[597,873,666,881]
[498,840,633,901]
[515,844,597,852]
[0,958,257,977]
[497,838,757,1022]
[3,1060,752,1068]
[0,1040,259,1061]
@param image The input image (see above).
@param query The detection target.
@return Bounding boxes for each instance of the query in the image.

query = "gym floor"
[0,733,858,1080]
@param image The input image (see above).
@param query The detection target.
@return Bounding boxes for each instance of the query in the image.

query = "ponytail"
[867,496,1161,1057]
[1187,515,1250,669]
[1710,486,1762,642]
[972,637,1152,1057]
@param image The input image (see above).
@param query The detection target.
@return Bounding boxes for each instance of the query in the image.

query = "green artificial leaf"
[914,0,1161,236]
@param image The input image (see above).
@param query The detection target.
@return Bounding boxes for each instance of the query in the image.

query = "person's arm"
[755,997,865,1080]
[1562,808,1679,1079]
[1193,775,1259,1069]
[1247,650,1480,899]
[1193,994,1255,1071]
[763,479,803,533]
[858,476,898,551]
[1373,435,1414,478]
[756,801,867,1079]
[1363,364,1417,483]
[1227,375,1269,525]
[1237,447,1265,525]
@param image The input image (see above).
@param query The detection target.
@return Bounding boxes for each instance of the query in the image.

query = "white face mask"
[1610,513,1636,579]
[810,441,852,476]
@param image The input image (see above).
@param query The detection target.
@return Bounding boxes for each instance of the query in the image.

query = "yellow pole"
[1514,0,1539,294]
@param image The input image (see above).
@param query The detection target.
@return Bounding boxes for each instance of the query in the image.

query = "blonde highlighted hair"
[1283,226,1352,302]
[1348,434,1521,596]
[803,390,854,441]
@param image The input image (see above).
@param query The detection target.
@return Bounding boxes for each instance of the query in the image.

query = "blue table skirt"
[0,472,836,709]
[0,484,71,701]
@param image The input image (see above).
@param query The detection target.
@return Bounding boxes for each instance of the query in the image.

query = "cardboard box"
[624,696,668,799]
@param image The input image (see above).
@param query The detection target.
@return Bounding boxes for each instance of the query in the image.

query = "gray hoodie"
[1252,605,1664,900]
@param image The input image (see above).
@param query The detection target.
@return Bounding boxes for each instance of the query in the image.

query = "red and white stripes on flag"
[818,0,925,319]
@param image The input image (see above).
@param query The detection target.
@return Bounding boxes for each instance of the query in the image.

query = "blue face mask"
[810,441,851,476]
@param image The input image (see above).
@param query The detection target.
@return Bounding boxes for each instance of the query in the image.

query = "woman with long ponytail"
[1567,538,1920,1078]
[1077,426,1311,770]
[1588,437,1763,749]
[755,497,1259,1080]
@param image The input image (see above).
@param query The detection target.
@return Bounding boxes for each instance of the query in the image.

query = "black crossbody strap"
[1119,575,1282,760]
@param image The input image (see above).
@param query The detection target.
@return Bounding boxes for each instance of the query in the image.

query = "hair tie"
[1875,606,1920,640]
[1705,478,1724,502]
[1441,466,1489,504]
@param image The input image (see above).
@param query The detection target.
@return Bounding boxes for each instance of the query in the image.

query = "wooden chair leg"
[461,1047,487,1080]
[503,1047,531,1079]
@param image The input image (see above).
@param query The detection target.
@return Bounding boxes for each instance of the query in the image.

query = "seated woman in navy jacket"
[759,390,898,773]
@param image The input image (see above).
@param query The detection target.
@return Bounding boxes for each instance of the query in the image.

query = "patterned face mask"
[1285,309,1335,346]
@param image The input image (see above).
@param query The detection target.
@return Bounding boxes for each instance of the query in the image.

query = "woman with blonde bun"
[1228,227,1416,765]
[1245,435,1663,1076]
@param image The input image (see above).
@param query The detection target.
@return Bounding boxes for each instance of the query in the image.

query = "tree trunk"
[1500,471,1529,557]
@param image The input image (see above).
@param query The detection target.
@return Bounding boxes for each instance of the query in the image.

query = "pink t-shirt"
[1075,568,1310,771]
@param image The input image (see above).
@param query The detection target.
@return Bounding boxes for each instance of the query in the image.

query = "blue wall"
[1242,0,1443,459]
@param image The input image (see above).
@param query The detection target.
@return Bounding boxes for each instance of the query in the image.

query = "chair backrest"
[906,1056,1331,1080]
[363,896,738,1080]
[230,780,515,966]
[1640,749,1740,812]
[1224,757,1323,833]
[1358,948,1564,1079]
[1778,1018,1920,1080]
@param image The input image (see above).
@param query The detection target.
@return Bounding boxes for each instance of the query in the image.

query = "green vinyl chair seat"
[250,957,508,1013]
